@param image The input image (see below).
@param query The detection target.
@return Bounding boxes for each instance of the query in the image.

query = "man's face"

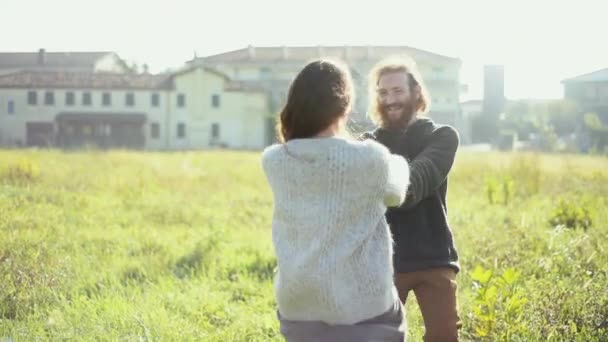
[377,71,418,126]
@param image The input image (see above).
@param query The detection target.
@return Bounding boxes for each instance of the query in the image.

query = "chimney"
[247,45,256,59]
[344,46,351,60]
[38,48,46,65]
[281,45,289,60]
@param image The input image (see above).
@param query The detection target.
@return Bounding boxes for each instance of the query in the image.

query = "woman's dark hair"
[277,59,353,142]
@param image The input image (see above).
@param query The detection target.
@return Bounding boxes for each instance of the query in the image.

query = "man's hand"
[358,132,376,141]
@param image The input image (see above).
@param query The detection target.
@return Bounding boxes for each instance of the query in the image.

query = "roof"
[0,70,173,90]
[562,68,608,83]
[0,67,276,94]
[0,50,115,69]
[197,45,460,64]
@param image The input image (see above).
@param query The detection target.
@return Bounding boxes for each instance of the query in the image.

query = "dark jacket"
[362,118,460,273]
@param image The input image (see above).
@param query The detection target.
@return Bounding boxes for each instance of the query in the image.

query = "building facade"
[562,67,608,152]
[0,67,270,150]
[0,46,467,150]
[190,45,465,142]
[562,68,608,123]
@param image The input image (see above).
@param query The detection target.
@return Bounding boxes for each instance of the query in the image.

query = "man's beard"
[380,100,416,129]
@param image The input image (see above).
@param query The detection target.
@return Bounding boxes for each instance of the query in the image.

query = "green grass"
[1,149,607,341]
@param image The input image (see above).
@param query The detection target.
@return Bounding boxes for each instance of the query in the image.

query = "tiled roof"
[0,51,114,68]
[198,45,460,64]
[0,70,173,90]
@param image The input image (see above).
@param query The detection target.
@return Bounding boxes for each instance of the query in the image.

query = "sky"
[2,0,607,100]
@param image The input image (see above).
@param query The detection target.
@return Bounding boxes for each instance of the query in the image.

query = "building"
[0,67,270,149]
[0,49,129,75]
[189,45,464,142]
[0,46,465,150]
[562,67,608,123]
[459,99,482,145]
[562,67,608,152]
[478,64,505,142]
[482,65,505,118]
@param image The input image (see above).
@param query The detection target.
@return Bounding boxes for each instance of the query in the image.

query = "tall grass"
[1,149,607,341]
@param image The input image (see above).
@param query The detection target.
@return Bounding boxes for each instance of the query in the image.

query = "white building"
[190,45,466,139]
[0,67,270,150]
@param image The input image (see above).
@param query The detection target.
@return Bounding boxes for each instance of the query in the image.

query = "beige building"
[0,46,464,150]
[0,66,269,149]
[190,45,465,141]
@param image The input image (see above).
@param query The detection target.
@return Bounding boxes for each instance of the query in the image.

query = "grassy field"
[1,148,607,341]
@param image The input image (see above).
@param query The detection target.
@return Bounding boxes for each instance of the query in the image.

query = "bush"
[1,159,39,184]
[469,266,529,341]
[549,200,592,230]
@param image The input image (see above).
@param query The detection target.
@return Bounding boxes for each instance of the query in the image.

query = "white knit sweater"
[261,136,410,325]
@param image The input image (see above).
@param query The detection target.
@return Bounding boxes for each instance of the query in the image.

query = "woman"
[261,59,411,341]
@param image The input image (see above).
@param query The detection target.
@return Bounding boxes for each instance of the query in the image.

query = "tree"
[583,112,608,153]
[546,99,580,136]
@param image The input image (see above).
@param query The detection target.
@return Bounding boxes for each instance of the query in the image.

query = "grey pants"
[277,299,406,342]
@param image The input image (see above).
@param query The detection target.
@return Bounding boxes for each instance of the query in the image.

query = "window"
[27,91,37,105]
[212,94,220,108]
[151,93,160,107]
[102,92,111,106]
[82,92,92,106]
[7,101,15,115]
[177,93,186,108]
[585,85,597,100]
[211,123,220,139]
[44,91,55,105]
[151,122,160,139]
[433,66,445,73]
[65,92,75,106]
[126,93,135,106]
[260,67,272,79]
[177,123,186,138]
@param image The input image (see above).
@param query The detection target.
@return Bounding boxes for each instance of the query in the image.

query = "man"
[361,56,461,342]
